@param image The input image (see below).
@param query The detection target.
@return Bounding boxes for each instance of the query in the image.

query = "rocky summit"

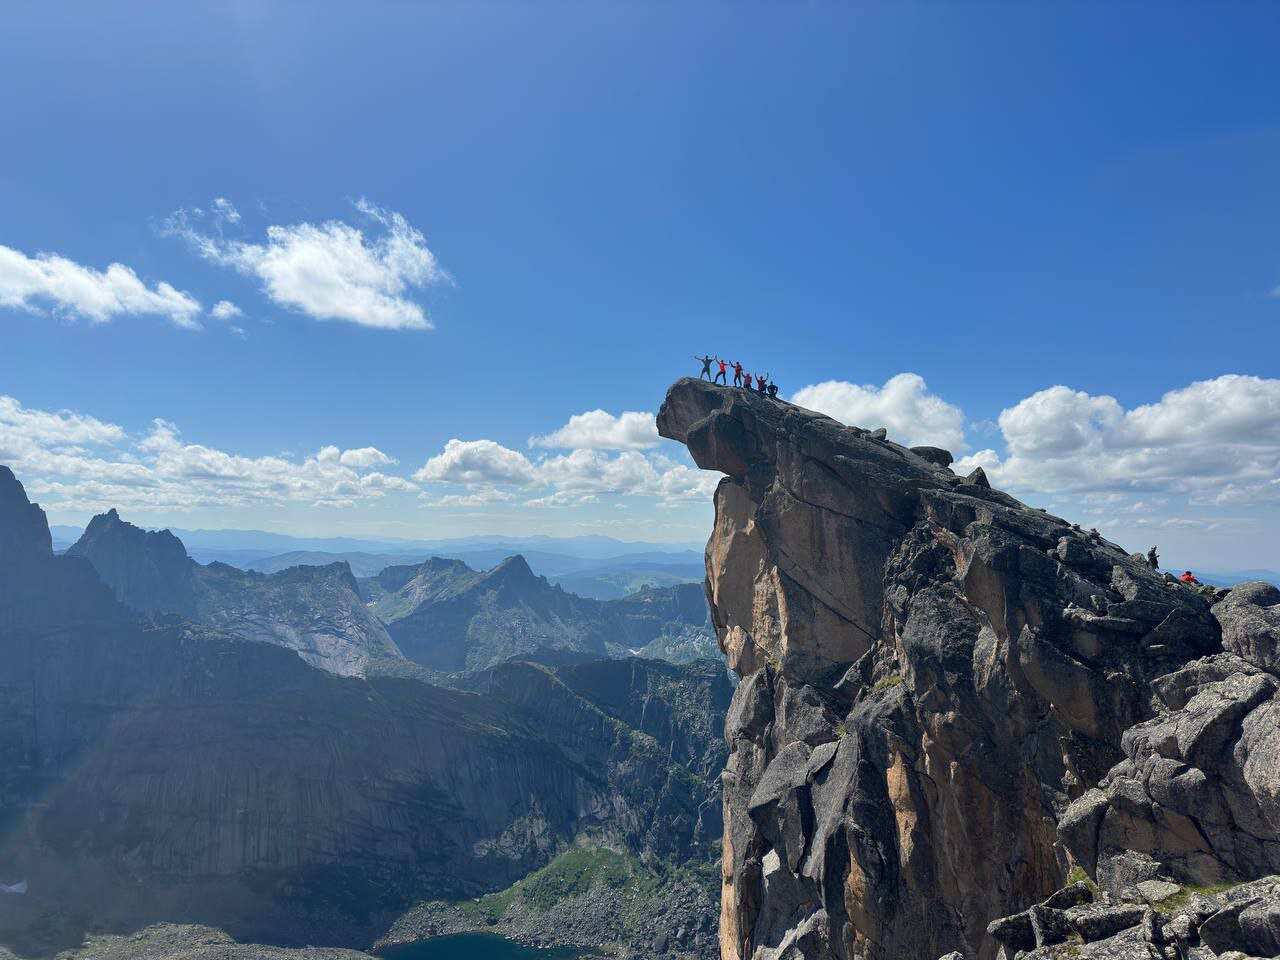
[657,378,1280,960]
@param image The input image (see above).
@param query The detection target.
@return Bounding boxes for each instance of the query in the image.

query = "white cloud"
[426,487,516,508]
[166,197,447,330]
[957,375,1280,505]
[211,197,241,224]
[0,395,419,515]
[413,439,539,486]
[415,434,720,508]
[0,396,125,450]
[338,446,396,469]
[210,299,243,321]
[0,244,202,329]
[791,373,967,451]
[529,410,659,450]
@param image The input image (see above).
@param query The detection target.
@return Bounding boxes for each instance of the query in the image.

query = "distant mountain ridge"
[363,555,717,673]
[66,510,401,676]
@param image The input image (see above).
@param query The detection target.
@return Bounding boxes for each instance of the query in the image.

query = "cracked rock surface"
[658,379,1278,960]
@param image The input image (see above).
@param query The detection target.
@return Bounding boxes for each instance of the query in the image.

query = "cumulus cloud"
[956,375,1280,505]
[336,446,396,469]
[414,439,539,486]
[210,299,243,321]
[0,394,419,515]
[0,244,202,329]
[415,436,719,509]
[165,198,447,330]
[791,373,967,451]
[529,410,660,450]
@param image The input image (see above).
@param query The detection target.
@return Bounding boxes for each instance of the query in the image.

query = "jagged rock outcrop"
[366,554,714,673]
[0,467,730,956]
[657,379,1239,960]
[66,508,196,615]
[67,509,401,676]
[1024,581,1280,957]
[0,466,122,633]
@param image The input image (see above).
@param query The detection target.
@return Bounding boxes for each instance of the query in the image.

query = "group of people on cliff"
[694,355,779,398]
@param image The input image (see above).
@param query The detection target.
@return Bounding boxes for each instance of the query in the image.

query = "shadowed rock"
[657,378,1229,960]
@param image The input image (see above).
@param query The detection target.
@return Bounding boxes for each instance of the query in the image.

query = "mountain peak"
[68,507,194,615]
[484,554,541,589]
[0,464,53,564]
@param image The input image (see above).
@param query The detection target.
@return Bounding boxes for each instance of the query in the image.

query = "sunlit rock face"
[658,378,1228,960]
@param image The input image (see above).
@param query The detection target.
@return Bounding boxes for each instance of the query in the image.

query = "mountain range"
[0,464,728,959]
[59,507,717,679]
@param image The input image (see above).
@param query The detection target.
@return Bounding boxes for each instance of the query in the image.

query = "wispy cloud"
[0,244,202,329]
[210,299,243,321]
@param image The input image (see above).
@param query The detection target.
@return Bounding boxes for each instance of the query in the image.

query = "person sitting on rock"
[1179,570,1200,585]
[695,354,714,380]
[756,373,768,393]
[714,357,728,384]
[767,381,778,398]
[732,361,744,387]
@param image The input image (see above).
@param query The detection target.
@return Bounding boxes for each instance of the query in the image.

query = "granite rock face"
[657,379,1232,960]
[1056,581,1280,902]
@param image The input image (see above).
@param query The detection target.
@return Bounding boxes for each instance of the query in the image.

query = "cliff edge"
[658,378,1278,960]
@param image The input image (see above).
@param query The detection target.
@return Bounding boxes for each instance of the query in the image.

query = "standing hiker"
[695,354,713,380]
[732,361,744,387]
[715,357,728,384]
[756,373,768,393]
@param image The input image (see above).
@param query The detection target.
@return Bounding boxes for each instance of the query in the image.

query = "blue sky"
[2,2,1278,567]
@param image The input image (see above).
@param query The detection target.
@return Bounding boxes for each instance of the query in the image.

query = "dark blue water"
[379,933,583,960]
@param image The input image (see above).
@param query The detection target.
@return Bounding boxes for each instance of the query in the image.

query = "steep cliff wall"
[657,379,1241,960]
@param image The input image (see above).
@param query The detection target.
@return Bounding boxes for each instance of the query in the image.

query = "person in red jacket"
[756,373,768,393]
[732,361,744,387]
[1179,570,1200,585]
[715,357,728,384]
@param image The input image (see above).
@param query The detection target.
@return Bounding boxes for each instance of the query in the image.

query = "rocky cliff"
[657,378,1280,960]
[66,509,401,676]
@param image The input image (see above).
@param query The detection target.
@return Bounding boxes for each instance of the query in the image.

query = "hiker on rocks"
[1179,570,1200,586]
[741,370,752,390]
[695,354,714,380]
[756,373,768,393]
[1147,546,1160,570]
[767,381,778,398]
[732,361,744,387]
[714,357,728,384]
